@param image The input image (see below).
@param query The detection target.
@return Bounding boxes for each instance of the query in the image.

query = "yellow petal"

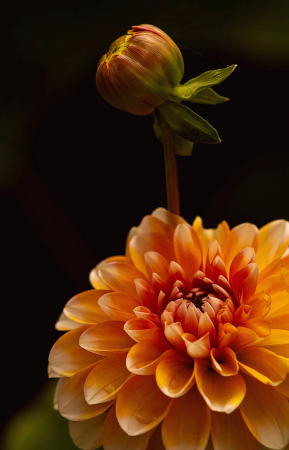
[102,404,151,450]
[49,325,104,377]
[55,311,82,330]
[97,292,141,321]
[64,290,111,325]
[257,329,289,358]
[152,207,187,229]
[99,261,147,299]
[174,223,203,280]
[138,214,175,240]
[266,291,289,330]
[240,374,289,449]
[58,363,114,421]
[84,352,130,404]
[156,352,195,398]
[211,409,258,450]
[256,220,289,273]
[183,332,211,358]
[237,346,289,386]
[162,384,211,450]
[79,321,135,356]
[211,347,239,377]
[116,375,172,436]
[69,413,107,450]
[223,223,259,269]
[89,256,131,289]
[257,272,289,295]
[145,251,169,282]
[195,358,246,413]
[126,339,173,375]
[164,322,187,354]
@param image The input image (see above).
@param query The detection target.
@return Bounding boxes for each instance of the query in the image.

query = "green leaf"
[157,100,221,144]
[185,87,229,105]
[153,114,194,156]
[171,65,237,100]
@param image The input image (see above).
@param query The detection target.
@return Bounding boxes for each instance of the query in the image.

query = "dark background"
[1,0,289,441]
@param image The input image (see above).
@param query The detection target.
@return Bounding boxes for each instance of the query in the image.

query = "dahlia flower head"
[49,208,289,450]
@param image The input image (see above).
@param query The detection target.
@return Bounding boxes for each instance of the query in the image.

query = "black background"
[2,0,289,434]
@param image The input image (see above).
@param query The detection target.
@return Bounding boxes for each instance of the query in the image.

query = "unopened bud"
[96,24,184,115]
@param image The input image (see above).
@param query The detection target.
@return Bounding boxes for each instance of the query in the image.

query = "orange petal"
[183,332,211,358]
[49,325,104,377]
[156,352,195,398]
[129,233,175,276]
[211,409,258,450]
[53,377,69,410]
[198,312,217,347]
[99,261,147,299]
[266,291,289,330]
[237,346,289,386]
[84,353,130,404]
[124,318,165,342]
[89,256,131,289]
[79,321,135,356]
[162,384,211,450]
[152,207,187,229]
[245,318,271,337]
[210,347,239,376]
[229,247,256,281]
[174,223,203,280]
[133,306,160,327]
[231,263,259,304]
[164,322,187,354]
[246,292,271,319]
[257,272,289,295]
[69,413,107,450]
[240,374,289,449]
[223,223,259,270]
[256,220,289,273]
[55,311,82,331]
[102,404,151,450]
[116,375,172,436]
[146,424,166,450]
[230,326,261,352]
[126,339,173,375]
[257,329,289,358]
[58,363,115,420]
[195,358,246,413]
[145,251,169,282]
[135,279,158,314]
[138,214,174,239]
[275,374,289,397]
[97,292,140,321]
[64,290,111,325]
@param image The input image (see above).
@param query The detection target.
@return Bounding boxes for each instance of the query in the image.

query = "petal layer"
[69,413,107,450]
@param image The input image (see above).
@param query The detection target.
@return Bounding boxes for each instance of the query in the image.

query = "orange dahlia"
[49,208,289,450]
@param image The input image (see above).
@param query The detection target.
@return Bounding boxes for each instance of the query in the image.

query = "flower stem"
[159,112,180,215]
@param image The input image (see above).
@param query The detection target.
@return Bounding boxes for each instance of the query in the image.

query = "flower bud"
[96,24,184,115]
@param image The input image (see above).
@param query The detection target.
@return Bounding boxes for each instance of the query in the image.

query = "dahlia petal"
[275,374,289,397]
[229,247,256,281]
[48,363,61,378]
[195,358,246,413]
[256,220,289,273]
[246,292,271,319]
[49,325,104,377]
[164,322,187,354]
[237,346,289,386]
[162,384,210,450]
[84,353,130,404]
[146,424,166,450]
[257,329,289,358]
[135,279,158,314]
[211,409,258,450]
[245,318,271,337]
[257,273,289,295]
[129,233,175,276]
[223,223,259,269]
[89,256,131,289]
[125,226,139,259]
[133,306,160,327]
[206,240,223,281]
[64,290,111,325]
[266,291,289,330]
[79,321,135,356]
[183,332,211,358]
[184,303,199,336]
[198,312,217,347]
[124,318,165,342]
[258,252,289,283]
[192,216,230,266]
[211,347,239,377]
[99,261,147,299]
[69,413,107,450]
[126,339,173,375]
[218,323,238,349]
[145,251,169,282]
[231,326,261,352]
[97,292,141,321]
[212,255,228,283]
[58,363,114,420]
[152,207,187,229]
[116,375,172,436]
[138,215,174,239]
[231,263,259,303]
[53,377,69,410]
[240,374,289,449]
[174,223,203,280]
[156,352,195,398]
[55,311,82,330]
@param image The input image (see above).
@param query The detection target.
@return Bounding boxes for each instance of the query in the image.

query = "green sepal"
[153,113,194,156]
[184,87,229,105]
[157,100,221,144]
[171,65,237,101]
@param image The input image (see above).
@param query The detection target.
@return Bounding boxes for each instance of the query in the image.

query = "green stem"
[158,112,180,215]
